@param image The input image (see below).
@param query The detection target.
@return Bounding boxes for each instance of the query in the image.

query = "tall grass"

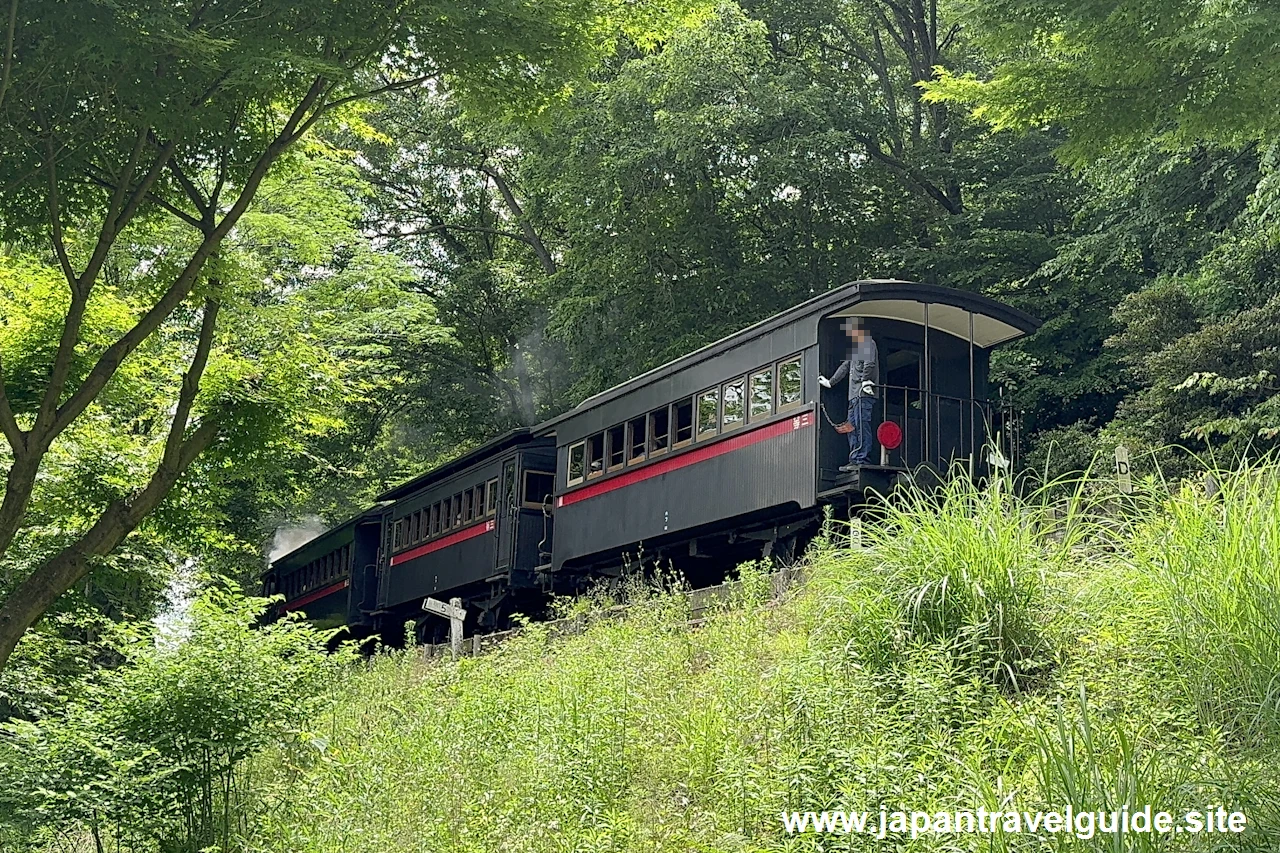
[239,466,1280,852]
[1116,463,1280,746]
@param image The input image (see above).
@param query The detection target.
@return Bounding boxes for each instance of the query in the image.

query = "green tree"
[924,0,1280,164]
[0,0,703,673]
[0,586,342,852]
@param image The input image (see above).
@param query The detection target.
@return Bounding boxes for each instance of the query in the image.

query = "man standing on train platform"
[818,318,879,472]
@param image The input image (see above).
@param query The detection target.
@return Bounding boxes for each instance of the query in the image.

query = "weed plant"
[231,467,1280,851]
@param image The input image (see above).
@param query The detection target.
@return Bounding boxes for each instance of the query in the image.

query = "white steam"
[269,515,327,562]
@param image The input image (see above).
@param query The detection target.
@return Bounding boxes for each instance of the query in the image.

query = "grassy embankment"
[249,470,1280,852]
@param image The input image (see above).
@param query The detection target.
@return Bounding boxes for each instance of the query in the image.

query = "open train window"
[463,490,474,523]
[627,416,646,464]
[750,368,773,420]
[453,494,464,527]
[586,433,605,479]
[442,499,453,531]
[486,478,498,516]
[567,441,586,487]
[648,407,670,456]
[777,355,803,411]
[523,470,555,509]
[697,388,719,440]
[722,376,745,430]
[431,503,441,536]
[673,398,694,447]
[606,424,626,471]
[393,519,403,549]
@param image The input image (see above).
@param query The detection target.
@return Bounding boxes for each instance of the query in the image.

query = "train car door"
[494,456,518,571]
[882,344,923,467]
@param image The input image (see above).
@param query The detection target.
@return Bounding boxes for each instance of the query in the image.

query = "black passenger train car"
[370,429,556,639]
[260,508,382,635]
[538,280,1038,580]
[265,280,1038,640]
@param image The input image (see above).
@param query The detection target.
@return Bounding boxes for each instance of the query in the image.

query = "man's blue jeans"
[847,394,875,465]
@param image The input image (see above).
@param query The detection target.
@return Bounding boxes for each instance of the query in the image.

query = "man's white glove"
[860,380,876,396]
[818,375,831,389]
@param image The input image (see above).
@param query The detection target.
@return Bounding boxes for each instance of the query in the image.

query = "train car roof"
[266,505,384,576]
[534,280,1039,432]
[373,428,536,503]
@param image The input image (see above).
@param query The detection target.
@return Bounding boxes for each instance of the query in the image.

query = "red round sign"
[877,420,903,450]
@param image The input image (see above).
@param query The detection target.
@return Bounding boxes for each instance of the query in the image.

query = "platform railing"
[862,384,1020,474]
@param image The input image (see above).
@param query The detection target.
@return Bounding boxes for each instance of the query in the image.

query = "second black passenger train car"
[370,429,556,638]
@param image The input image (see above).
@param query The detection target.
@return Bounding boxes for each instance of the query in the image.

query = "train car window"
[722,376,745,430]
[441,500,452,531]
[627,416,647,464]
[697,388,719,440]
[393,519,403,550]
[777,355,803,411]
[750,368,774,420]
[673,398,694,447]
[523,471,555,509]
[567,441,586,486]
[463,489,474,523]
[586,433,605,479]
[486,478,498,516]
[606,424,626,471]
[649,407,670,456]
[453,494,464,527]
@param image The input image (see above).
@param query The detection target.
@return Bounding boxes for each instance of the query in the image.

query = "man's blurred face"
[845,322,864,343]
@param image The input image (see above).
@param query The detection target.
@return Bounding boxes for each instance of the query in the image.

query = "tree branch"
[0,75,335,559]
[83,169,204,231]
[0,294,222,672]
[0,353,22,451]
[46,75,334,443]
[165,154,211,222]
[44,135,76,287]
[0,421,219,672]
[855,132,962,214]
[0,0,16,111]
[483,166,557,275]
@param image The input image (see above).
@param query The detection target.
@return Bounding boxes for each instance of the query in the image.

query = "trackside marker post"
[423,596,467,657]
[1114,445,1132,494]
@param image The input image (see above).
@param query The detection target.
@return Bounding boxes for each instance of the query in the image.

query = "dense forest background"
[1,0,1279,828]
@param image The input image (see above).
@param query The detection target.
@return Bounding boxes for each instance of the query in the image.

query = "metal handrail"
[861,383,1020,472]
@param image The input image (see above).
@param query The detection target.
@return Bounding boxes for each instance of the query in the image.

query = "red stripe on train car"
[389,519,495,566]
[284,577,349,612]
[558,411,815,508]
